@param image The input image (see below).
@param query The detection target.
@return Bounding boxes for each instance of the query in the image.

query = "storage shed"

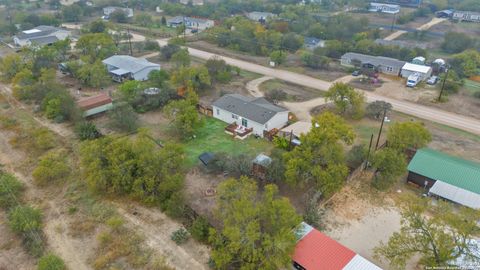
[77,93,113,117]
[407,148,480,209]
[400,63,432,81]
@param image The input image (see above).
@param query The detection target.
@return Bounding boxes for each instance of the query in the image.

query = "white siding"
[212,106,288,137]
[400,68,432,81]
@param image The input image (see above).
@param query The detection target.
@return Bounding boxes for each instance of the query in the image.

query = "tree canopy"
[284,112,355,197]
[375,194,480,269]
[324,82,365,119]
[387,122,432,152]
[80,131,185,212]
[209,177,301,270]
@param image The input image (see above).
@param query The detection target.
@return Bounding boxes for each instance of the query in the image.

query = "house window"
[242,118,248,127]
[385,66,393,72]
[232,114,238,119]
[264,123,268,129]
[216,108,220,115]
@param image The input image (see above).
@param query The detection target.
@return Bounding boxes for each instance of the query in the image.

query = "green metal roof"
[408,148,480,194]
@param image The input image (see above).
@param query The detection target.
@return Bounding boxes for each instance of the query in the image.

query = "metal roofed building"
[166,16,214,30]
[407,148,480,209]
[13,25,71,47]
[212,94,289,137]
[340,52,406,76]
[293,222,383,270]
[452,11,480,23]
[77,93,113,117]
[369,2,400,14]
[304,37,325,50]
[400,62,432,81]
[102,55,160,82]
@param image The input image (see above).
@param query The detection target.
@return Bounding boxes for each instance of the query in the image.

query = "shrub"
[171,228,189,245]
[265,89,287,102]
[366,101,392,120]
[346,144,367,168]
[8,205,44,256]
[38,254,66,270]
[189,217,210,243]
[75,122,102,141]
[108,103,139,133]
[32,150,70,186]
[273,136,290,150]
[0,172,23,209]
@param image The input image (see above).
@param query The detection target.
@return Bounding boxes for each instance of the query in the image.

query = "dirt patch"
[259,78,324,102]
[0,212,36,270]
[117,203,211,270]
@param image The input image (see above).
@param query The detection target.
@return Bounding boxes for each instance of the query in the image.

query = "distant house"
[246,11,276,22]
[340,52,406,76]
[13,26,71,47]
[293,222,383,270]
[212,94,289,138]
[179,0,204,6]
[166,16,214,30]
[375,0,422,7]
[400,63,432,81]
[103,6,134,18]
[436,9,454,18]
[452,11,480,23]
[304,37,325,50]
[407,148,480,209]
[102,55,160,82]
[77,93,113,117]
[369,2,400,14]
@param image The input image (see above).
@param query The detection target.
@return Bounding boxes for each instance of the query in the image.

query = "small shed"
[412,56,426,65]
[407,148,480,209]
[198,152,215,166]
[252,154,272,180]
[77,93,113,117]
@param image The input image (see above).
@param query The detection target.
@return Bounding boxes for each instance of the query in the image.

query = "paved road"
[383,17,446,41]
[156,39,480,135]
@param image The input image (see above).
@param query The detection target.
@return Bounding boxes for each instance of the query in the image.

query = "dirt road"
[246,76,273,97]
[383,17,447,41]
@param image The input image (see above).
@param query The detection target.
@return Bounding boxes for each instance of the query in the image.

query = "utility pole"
[127,28,133,56]
[364,134,374,170]
[375,108,387,150]
[438,66,450,102]
[390,12,397,32]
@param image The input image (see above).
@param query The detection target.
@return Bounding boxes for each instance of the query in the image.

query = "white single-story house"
[452,11,480,23]
[77,93,113,117]
[103,6,134,18]
[102,55,160,82]
[179,0,204,5]
[246,11,276,22]
[369,2,400,14]
[212,94,289,138]
[13,26,71,47]
[304,37,325,50]
[401,63,432,81]
[166,16,214,30]
[341,52,406,76]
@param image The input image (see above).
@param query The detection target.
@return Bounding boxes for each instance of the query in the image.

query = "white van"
[406,73,421,87]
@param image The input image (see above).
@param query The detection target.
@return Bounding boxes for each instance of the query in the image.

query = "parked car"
[352,70,361,76]
[427,76,439,85]
[406,73,421,87]
[191,29,199,33]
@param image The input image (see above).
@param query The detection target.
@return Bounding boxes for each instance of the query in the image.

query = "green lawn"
[183,118,273,167]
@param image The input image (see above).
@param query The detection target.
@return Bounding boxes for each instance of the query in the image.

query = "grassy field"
[183,117,273,167]
[463,79,480,96]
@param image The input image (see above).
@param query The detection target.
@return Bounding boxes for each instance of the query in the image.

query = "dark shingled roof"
[213,94,287,125]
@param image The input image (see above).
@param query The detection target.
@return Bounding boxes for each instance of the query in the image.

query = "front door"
[242,118,248,127]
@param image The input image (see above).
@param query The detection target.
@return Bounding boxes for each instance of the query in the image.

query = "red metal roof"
[77,93,112,110]
[293,229,356,270]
